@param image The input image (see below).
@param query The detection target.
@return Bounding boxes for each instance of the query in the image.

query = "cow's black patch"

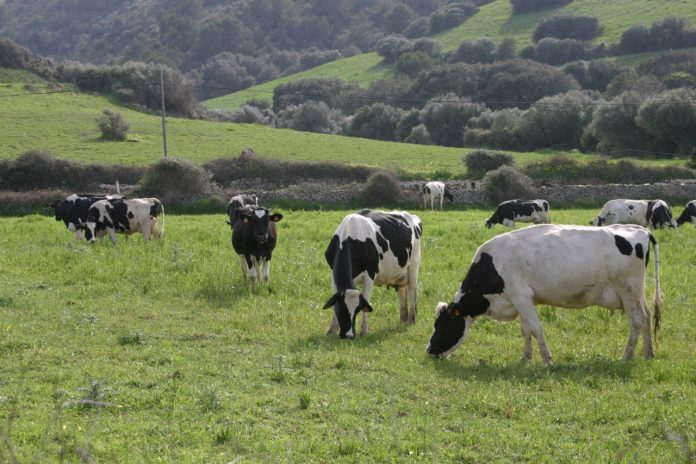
[648,202,675,229]
[358,210,413,267]
[127,211,134,219]
[455,252,505,317]
[635,243,644,260]
[325,235,380,287]
[614,235,633,255]
[49,195,110,232]
[106,200,131,232]
[676,201,696,226]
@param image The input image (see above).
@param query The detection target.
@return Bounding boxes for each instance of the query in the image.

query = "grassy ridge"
[0,209,695,461]
[0,70,687,176]
[204,0,696,111]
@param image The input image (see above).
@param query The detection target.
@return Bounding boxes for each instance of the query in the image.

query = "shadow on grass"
[194,281,262,308]
[291,321,414,351]
[428,355,641,384]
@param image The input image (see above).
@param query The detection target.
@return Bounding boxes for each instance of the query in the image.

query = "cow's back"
[478,224,650,308]
[598,199,649,226]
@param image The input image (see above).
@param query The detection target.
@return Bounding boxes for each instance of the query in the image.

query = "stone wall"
[223,178,696,206]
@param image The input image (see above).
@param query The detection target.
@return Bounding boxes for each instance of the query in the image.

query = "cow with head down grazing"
[426,224,661,364]
[48,194,122,239]
[591,199,676,229]
[675,200,696,227]
[485,199,550,229]
[229,205,283,289]
[422,181,454,210]
[323,209,422,339]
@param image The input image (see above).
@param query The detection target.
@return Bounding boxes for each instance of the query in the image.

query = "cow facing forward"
[591,199,676,229]
[323,210,422,339]
[230,206,283,289]
[84,198,164,243]
[426,224,661,364]
[422,181,454,210]
[48,194,122,239]
[485,199,550,229]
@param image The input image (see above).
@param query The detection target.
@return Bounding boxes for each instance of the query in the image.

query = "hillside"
[205,0,696,110]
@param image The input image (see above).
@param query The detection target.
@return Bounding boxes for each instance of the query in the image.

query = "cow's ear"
[435,302,448,317]
[243,217,250,223]
[359,295,373,312]
[323,292,341,309]
[270,213,283,222]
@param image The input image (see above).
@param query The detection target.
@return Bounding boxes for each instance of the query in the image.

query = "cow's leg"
[262,258,272,283]
[439,195,444,211]
[107,228,117,244]
[142,223,151,242]
[520,319,533,362]
[621,294,651,360]
[327,313,339,335]
[238,255,250,287]
[640,299,654,359]
[513,295,552,365]
[397,287,408,322]
[359,278,375,336]
[249,257,260,289]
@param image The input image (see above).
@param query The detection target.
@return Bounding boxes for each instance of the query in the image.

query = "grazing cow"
[231,206,283,289]
[676,200,696,227]
[591,199,676,229]
[84,198,164,243]
[485,199,550,229]
[422,181,454,210]
[426,224,661,364]
[226,194,258,227]
[47,194,122,239]
[323,209,422,339]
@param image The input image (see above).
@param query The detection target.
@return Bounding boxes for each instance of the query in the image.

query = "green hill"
[204,0,696,110]
[0,68,686,178]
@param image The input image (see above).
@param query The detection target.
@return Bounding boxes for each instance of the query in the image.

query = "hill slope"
[205,0,696,110]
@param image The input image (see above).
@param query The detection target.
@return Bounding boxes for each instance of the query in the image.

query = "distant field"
[204,0,696,111]
[0,69,689,178]
[1,209,695,462]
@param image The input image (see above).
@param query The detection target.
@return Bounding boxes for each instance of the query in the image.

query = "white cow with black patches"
[676,200,696,227]
[591,198,676,229]
[427,224,661,364]
[485,199,550,229]
[84,198,164,243]
[323,209,422,339]
[422,181,454,210]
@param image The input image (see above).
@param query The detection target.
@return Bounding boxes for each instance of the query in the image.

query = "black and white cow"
[485,199,550,229]
[323,209,422,339]
[426,224,661,364]
[84,197,164,243]
[591,199,677,229]
[422,181,454,210]
[231,206,283,289]
[226,194,258,227]
[48,194,122,239]
[676,200,696,227]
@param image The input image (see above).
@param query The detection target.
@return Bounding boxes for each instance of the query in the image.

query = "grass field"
[1,208,695,462]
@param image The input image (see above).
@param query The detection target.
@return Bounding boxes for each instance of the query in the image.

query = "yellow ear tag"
[452,308,460,317]
[243,218,250,223]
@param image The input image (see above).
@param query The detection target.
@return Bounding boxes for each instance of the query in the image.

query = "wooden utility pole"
[160,67,168,158]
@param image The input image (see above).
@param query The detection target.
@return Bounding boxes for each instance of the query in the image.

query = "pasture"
[1,208,695,462]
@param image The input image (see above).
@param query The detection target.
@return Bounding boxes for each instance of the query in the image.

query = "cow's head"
[426,302,473,358]
[323,289,373,339]
[444,188,454,203]
[83,206,104,243]
[235,207,283,242]
[47,200,69,223]
[590,215,604,226]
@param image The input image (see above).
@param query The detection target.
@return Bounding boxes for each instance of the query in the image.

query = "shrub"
[636,88,696,155]
[344,103,404,141]
[562,60,628,92]
[276,101,343,134]
[429,3,479,34]
[533,38,606,65]
[614,17,696,55]
[228,105,274,125]
[464,150,515,178]
[533,14,600,42]
[272,78,357,113]
[589,91,648,153]
[406,124,431,144]
[376,35,415,64]
[482,165,536,204]
[359,171,402,206]
[463,107,526,149]
[449,38,497,64]
[419,94,485,147]
[395,51,441,77]
[137,158,215,203]
[403,17,430,38]
[98,109,130,141]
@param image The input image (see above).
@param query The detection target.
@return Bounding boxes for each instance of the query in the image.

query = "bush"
[533,14,600,42]
[429,3,479,34]
[562,59,628,92]
[395,51,441,77]
[636,88,696,155]
[533,38,606,65]
[464,150,515,178]
[272,78,357,113]
[344,103,404,141]
[376,35,415,64]
[482,165,536,204]
[419,94,485,147]
[359,171,402,206]
[137,158,215,203]
[276,101,343,134]
[614,17,696,55]
[98,109,130,141]
[228,105,274,125]
[403,17,430,38]
[463,107,526,149]
[449,38,497,64]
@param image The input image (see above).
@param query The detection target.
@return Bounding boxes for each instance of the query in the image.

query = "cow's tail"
[154,199,165,239]
[649,233,662,346]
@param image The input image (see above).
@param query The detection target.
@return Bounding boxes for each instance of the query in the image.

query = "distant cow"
[591,199,676,229]
[422,181,454,210]
[426,224,661,364]
[84,198,164,243]
[48,194,122,239]
[231,206,283,289]
[323,210,422,339]
[485,199,550,229]
[226,194,258,227]
[676,200,696,227]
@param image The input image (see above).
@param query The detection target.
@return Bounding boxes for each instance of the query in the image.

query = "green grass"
[203,0,696,111]
[1,209,695,462]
